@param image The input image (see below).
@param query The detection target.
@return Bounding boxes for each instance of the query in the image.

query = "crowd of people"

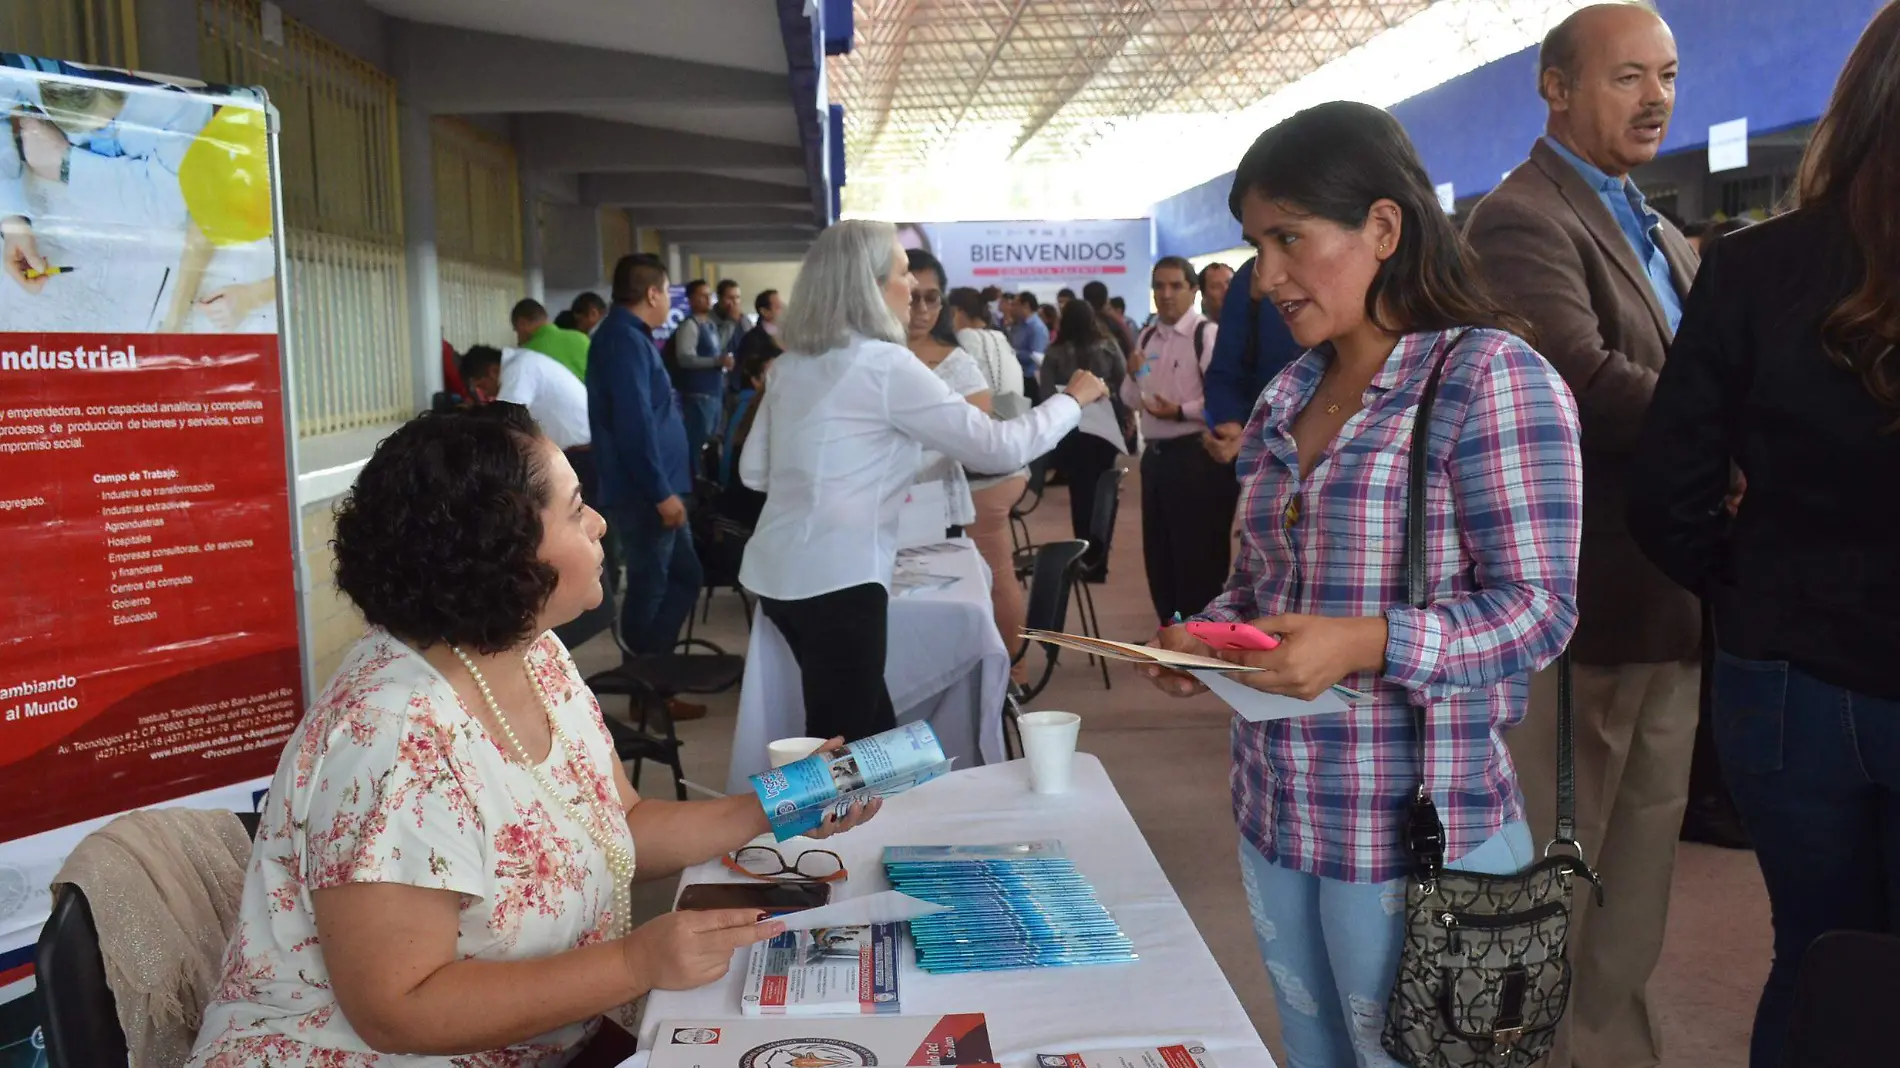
[173,1,1900,1065]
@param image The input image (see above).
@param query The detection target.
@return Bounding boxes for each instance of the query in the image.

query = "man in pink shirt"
[1120,256,1233,624]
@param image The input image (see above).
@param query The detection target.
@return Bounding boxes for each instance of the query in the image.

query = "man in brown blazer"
[1464,6,1697,1068]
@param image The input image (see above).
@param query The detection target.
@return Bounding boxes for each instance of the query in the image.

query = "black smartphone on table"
[675,880,831,915]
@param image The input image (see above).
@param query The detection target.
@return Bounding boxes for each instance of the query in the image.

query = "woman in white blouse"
[738,221,1109,742]
[903,249,989,532]
[947,285,1035,683]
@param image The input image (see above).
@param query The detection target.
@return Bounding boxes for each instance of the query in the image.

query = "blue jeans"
[680,392,722,479]
[1712,651,1900,1068]
[1239,821,1535,1068]
[609,501,702,657]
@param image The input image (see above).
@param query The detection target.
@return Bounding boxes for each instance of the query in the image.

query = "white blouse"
[914,348,989,527]
[738,332,1081,602]
[188,630,633,1067]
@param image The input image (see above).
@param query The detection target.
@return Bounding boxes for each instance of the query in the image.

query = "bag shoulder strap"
[1193,319,1213,362]
[1137,324,1157,352]
[1403,331,1577,867]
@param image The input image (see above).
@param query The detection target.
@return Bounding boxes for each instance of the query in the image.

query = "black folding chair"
[1008,454,1050,555]
[1070,466,1126,688]
[1783,930,1900,1066]
[584,595,742,800]
[35,812,261,1068]
[1010,539,1090,705]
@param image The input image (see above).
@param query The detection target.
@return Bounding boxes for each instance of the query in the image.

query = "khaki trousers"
[1508,660,1698,1068]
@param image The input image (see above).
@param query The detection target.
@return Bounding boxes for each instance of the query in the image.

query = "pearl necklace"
[450,645,636,939]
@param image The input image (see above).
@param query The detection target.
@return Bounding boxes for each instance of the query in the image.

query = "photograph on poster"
[0,63,277,334]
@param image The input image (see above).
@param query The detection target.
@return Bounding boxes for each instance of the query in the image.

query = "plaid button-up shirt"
[1195,327,1582,883]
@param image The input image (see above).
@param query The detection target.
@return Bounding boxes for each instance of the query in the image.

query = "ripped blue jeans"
[1239,821,1535,1068]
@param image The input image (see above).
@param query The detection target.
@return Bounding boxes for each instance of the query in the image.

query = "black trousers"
[1140,434,1240,625]
[1052,431,1122,573]
[760,583,897,743]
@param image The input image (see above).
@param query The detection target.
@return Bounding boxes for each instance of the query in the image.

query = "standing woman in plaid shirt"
[1144,101,1584,1068]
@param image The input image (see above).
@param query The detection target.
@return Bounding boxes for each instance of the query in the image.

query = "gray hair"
[778,220,908,354]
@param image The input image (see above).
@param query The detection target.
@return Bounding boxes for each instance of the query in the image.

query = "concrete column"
[665,243,684,283]
[521,185,546,304]
[398,101,443,407]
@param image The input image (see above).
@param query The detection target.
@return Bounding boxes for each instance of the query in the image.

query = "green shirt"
[524,323,590,382]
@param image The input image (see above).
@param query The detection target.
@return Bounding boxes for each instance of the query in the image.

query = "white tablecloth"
[725,539,1010,793]
[640,756,1276,1068]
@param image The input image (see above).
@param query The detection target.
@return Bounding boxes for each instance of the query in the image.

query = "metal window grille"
[434,117,522,351]
[199,0,411,437]
[2,0,139,69]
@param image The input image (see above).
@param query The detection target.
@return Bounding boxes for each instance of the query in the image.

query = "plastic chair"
[1008,455,1050,554]
[35,811,261,1068]
[1010,539,1090,704]
[1783,930,1900,1066]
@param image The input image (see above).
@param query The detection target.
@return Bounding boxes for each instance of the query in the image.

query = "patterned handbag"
[1380,338,1601,1068]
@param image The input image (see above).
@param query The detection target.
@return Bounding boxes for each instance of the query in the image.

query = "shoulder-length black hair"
[906,248,959,345]
[1227,100,1527,343]
[1798,0,1900,428]
[1056,296,1106,348]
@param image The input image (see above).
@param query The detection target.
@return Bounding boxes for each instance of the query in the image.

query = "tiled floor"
[569,463,1770,1066]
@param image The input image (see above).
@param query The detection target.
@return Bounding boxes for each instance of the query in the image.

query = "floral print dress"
[186,629,636,1067]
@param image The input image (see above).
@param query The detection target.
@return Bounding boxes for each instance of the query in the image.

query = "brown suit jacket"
[1465,139,1700,665]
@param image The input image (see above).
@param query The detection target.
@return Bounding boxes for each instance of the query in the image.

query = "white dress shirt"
[496,347,591,450]
[738,333,1081,601]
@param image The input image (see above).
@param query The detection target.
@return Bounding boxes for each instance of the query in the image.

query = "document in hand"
[1019,629,1261,672]
[1020,629,1352,722]
[750,721,954,841]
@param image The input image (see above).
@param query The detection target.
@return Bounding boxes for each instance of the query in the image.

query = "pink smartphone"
[1183,621,1281,652]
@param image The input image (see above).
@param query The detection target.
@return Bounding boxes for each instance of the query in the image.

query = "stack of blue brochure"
[882,841,1137,974]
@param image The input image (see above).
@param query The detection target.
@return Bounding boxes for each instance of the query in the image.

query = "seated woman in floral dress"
[188,403,877,1067]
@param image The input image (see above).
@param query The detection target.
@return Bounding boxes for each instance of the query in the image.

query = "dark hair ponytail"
[1228,100,1529,344]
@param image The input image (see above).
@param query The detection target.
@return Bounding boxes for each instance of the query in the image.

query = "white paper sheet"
[760,889,951,930]
[1188,670,1350,723]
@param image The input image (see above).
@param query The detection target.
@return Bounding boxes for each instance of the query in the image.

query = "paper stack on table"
[648,1013,998,1068]
[742,923,903,1016]
[884,841,1137,973]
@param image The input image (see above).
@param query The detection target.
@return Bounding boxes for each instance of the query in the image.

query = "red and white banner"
[0,58,300,973]
[1,333,301,840]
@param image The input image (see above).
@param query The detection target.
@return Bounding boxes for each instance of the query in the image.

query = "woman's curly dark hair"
[332,403,558,654]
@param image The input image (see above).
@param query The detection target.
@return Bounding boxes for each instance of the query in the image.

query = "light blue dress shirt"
[1542,136,1683,332]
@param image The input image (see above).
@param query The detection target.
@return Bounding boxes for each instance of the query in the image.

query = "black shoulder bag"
[1381,338,1601,1068]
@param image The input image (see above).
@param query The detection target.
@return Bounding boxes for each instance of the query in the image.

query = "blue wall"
[1154,0,1887,257]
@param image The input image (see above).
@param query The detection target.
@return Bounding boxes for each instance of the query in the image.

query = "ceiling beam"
[622,206,819,229]
[517,115,806,175]
[579,172,812,209]
[666,226,821,244]
[391,20,788,113]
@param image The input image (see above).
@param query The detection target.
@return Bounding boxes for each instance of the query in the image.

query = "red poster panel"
[0,334,302,840]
